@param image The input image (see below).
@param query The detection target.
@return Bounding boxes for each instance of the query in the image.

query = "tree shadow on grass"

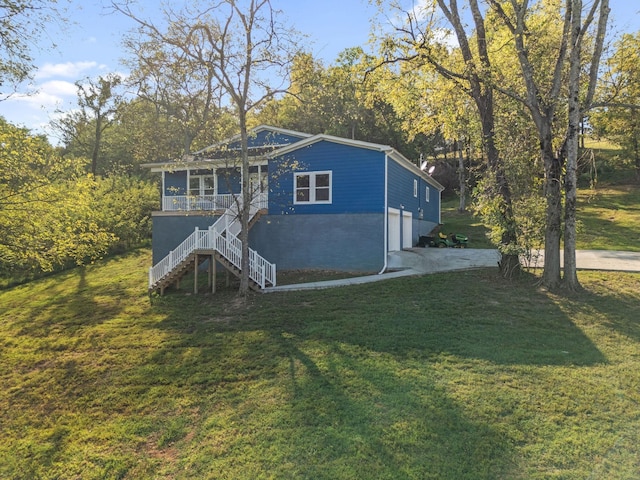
[7,251,145,339]
[262,334,513,479]
[253,270,607,367]
[0,250,152,478]
[137,268,613,477]
[570,271,640,342]
[143,303,515,479]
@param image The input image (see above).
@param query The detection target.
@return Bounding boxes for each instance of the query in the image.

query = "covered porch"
[159,163,269,212]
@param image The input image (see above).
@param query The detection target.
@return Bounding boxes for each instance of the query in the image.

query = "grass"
[1,248,640,479]
[577,185,640,251]
[439,183,640,253]
[439,197,494,249]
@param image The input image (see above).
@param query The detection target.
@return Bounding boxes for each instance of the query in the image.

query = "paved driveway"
[388,248,501,273]
[265,248,640,292]
[390,248,640,273]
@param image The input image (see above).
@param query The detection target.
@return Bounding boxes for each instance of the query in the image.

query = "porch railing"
[162,193,268,212]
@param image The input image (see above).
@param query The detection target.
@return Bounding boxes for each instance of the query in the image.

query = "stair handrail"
[149,193,275,290]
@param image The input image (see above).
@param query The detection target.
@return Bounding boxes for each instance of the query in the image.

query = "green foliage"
[0,118,108,274]
[590,32,640,179]
[0,118,157,279]
[1,250,639,478]
[90,175,158,252]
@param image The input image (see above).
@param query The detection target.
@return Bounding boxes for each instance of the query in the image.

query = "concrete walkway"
[263,248,640,293]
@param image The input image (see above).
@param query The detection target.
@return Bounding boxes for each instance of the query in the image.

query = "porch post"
[194,253,199,294]
[210,255,216,294]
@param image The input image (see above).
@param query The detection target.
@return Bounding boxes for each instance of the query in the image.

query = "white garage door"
[403,211,413,248]
[388,208,401,251]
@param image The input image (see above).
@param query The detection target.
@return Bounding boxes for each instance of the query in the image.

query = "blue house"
[146,126,444,293]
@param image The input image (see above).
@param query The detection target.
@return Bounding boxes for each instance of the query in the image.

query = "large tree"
[377,0,521,277]
[488,0,610,291]
[376,0,610,290]
[114,0,301,295]
[0,0,62,97]
[122,27,232,155]
[54,74,124,177]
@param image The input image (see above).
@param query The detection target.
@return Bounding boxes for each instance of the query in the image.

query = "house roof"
[193,125,313,156]
[142,125,311,170]
[142,125,445,192]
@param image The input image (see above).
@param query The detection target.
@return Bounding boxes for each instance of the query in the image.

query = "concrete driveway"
[389,248,640,273]
[265,248,640,292]
[387,248,502,273]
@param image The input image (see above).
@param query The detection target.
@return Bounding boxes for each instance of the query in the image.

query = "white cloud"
[2,80,77,110]
[35,61,104,80]
[40,80,79,97]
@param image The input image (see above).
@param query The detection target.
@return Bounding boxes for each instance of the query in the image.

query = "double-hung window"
[294,171,332,204]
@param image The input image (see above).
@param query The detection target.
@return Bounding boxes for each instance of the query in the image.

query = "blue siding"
[419,177,440,224]
[387,159,440,225]
[269,141,386,215]
[217,167,241,194]
[164,171,187,196]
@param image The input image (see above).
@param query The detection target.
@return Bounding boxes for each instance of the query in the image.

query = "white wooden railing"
[149,194,275,291]
[162,194,236,212]
[162,193,270,212]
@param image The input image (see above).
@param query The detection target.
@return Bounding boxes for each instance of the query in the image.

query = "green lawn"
[439,197,494,248]
[439,184,640,252]
[577,185,640,251]
[1,249,639,479]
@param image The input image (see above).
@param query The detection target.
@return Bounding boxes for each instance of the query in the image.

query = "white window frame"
[425,185,430,202]
[294,171,332,205]
[413,179,418,197]
[189,170,215,196]
[249,164,269,195]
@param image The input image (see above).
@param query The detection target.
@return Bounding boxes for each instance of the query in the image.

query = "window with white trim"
[425,185,430,202]
[189,169,215,196]
[294,171,332,204]
[413,179,418,197]
[249,165,268,194]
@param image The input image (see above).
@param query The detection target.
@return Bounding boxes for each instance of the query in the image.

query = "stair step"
[149,204,274,294]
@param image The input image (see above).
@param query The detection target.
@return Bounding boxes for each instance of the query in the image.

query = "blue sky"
[0,0,637,142]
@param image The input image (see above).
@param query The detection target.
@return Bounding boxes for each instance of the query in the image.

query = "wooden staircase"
[148,197,276,294]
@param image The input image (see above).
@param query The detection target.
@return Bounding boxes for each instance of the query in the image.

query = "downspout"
[378,153,389,275]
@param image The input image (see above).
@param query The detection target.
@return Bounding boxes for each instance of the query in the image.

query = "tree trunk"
[541,133,563,290]
[91,115,103,177]
[562,0,583,292]
[479,96,520,277]
[457,139,466,213]
[238,112,251,296]
[634,135,640,181]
